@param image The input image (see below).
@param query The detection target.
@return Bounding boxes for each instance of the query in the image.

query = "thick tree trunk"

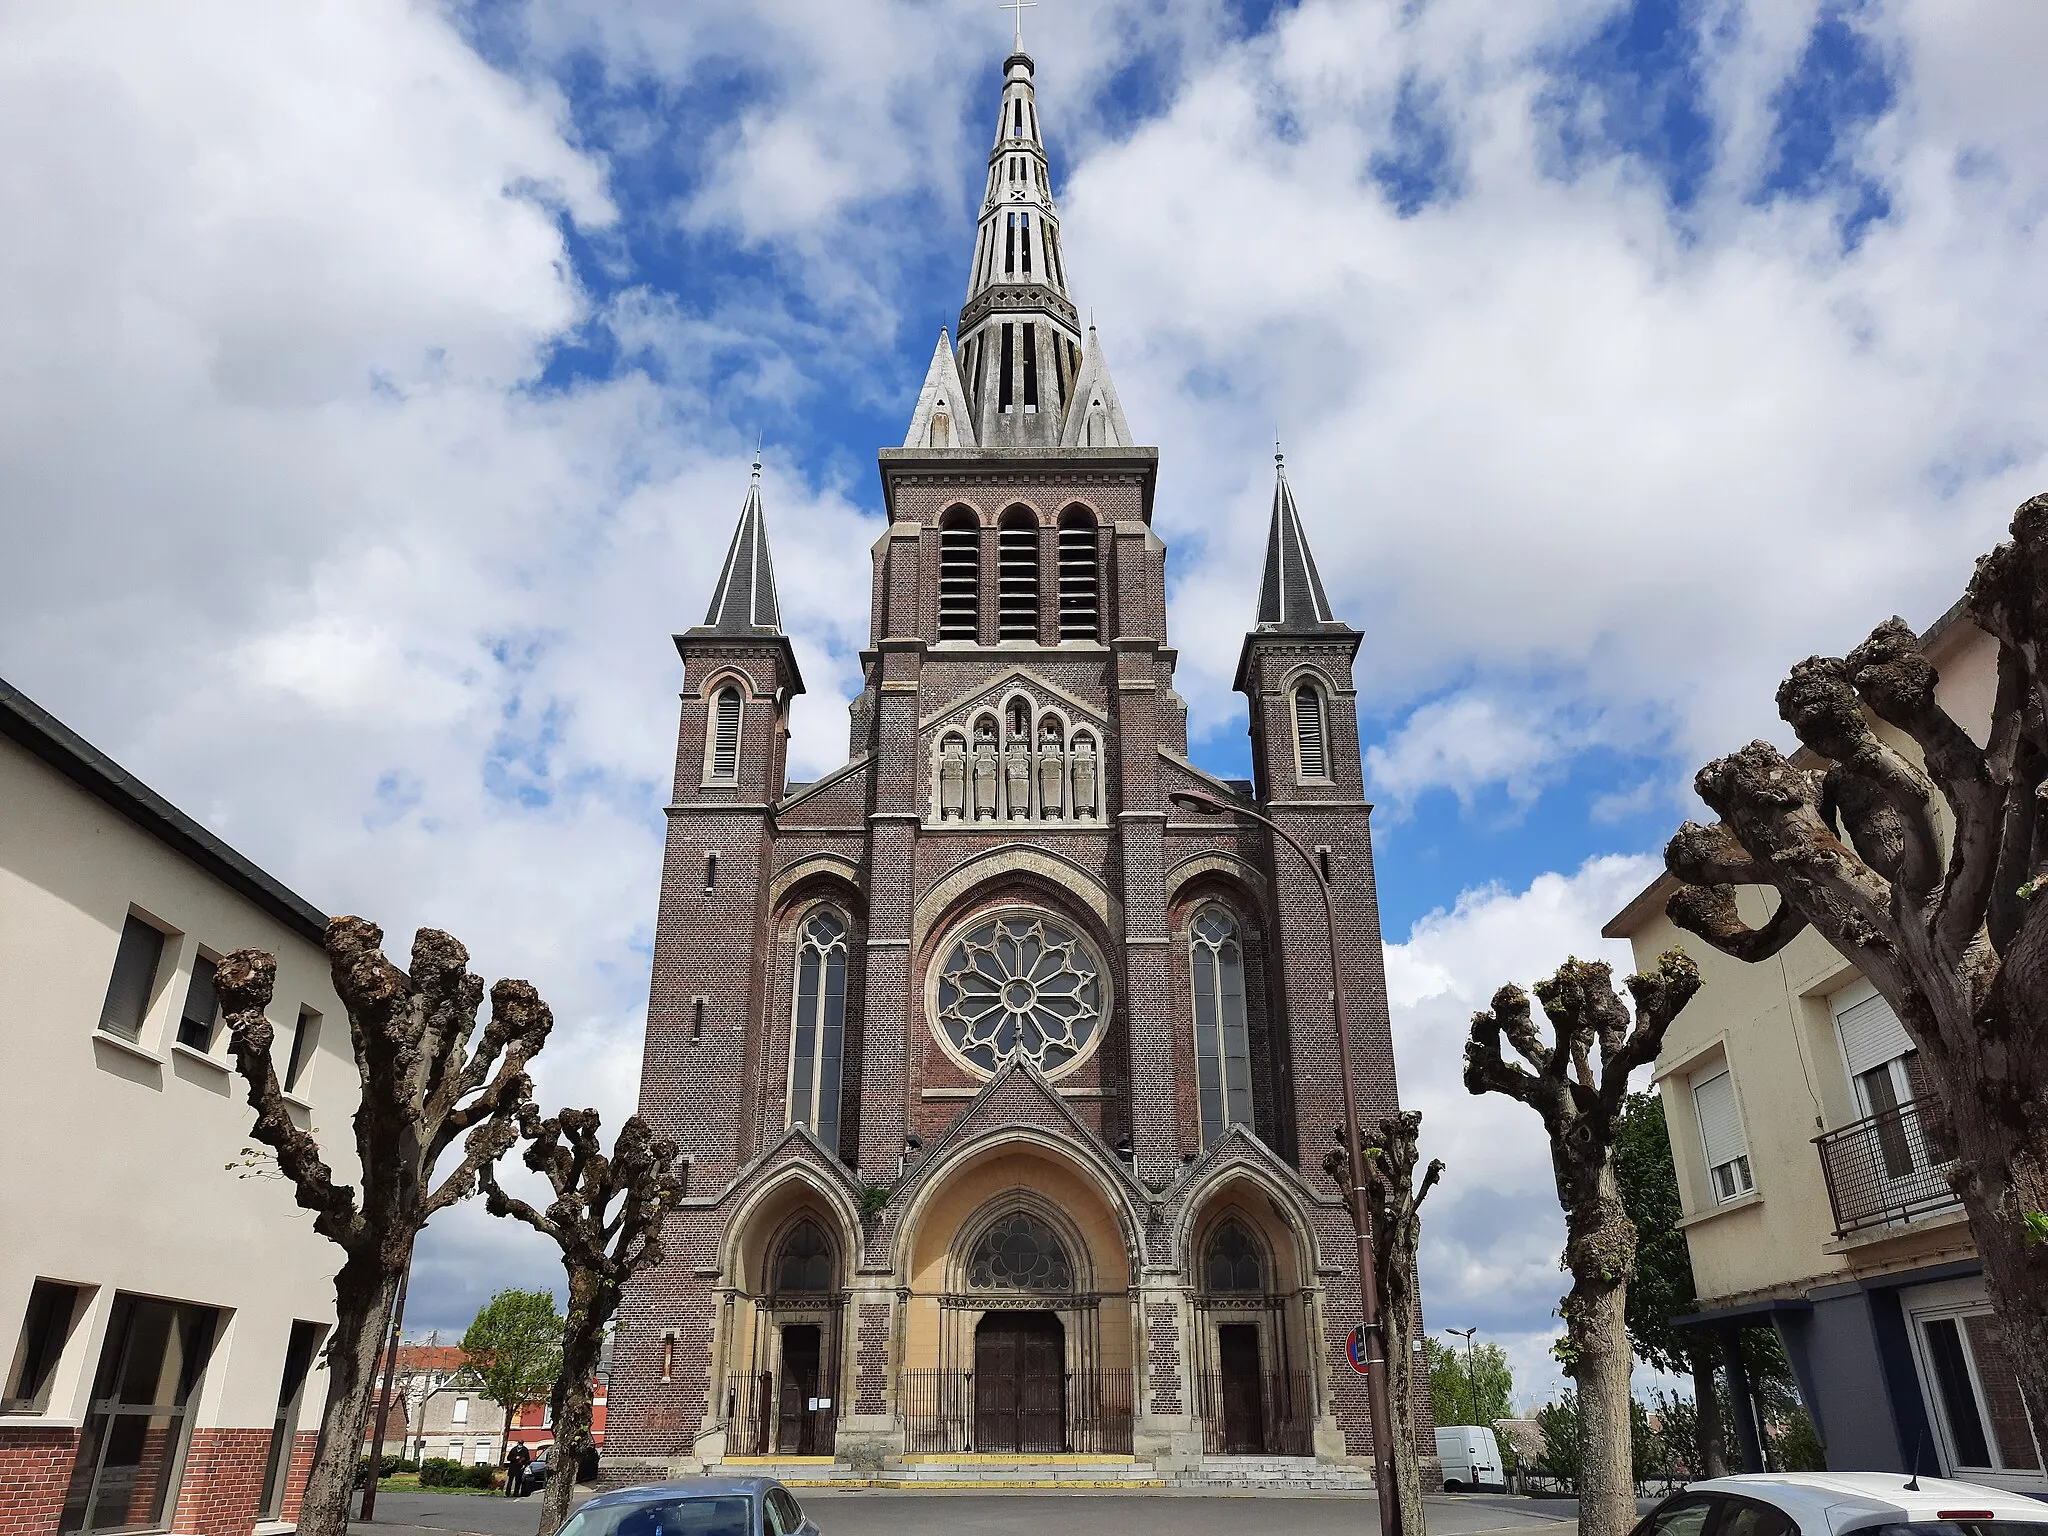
[1381,1294,1428,1536]
[1952,1114,2048,1439]
[1690,1350,1727,1479]
[300,1251,404,1536]
[1565,1186,1637,1536]
[538,1277,609,1536]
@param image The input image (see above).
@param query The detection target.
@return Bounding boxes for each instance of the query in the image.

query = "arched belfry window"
[787,909,848,1156]
[967,1210,1074,1292]
[997,508,1039,640]
[1203,1218,1266,1294]
[773,1218,835,1295]
[1190,906,1254,1148]
[706,686,743,783]
[938,509,980,641]
[1292,682,1329,782]
[1057,510,1099,641]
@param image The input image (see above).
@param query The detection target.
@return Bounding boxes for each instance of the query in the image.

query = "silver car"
[1629,1473,2047,1536]
[556,1476,820,1536]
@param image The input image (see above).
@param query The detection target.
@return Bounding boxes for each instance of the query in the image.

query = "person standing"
[504,1440,530,1498]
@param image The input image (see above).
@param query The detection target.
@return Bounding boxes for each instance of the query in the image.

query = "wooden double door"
[973,1312,1065,1453]
[776,1325,824,1455]
[1216,1323,1266,1454]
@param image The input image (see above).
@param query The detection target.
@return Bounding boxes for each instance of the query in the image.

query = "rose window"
[966,1210,1074,1291]
[932,911,1105,1077]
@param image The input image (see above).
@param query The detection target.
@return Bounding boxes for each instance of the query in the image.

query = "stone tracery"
[930,687,1101,824]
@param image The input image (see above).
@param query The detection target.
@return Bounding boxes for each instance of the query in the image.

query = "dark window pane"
[99,917,164,1041]
[1719,1502,1797,1536]
[1924,1316,1993,1467]
[5,1280,83,1412]
[177,957,219,1053]
[1641,1499,1715,1536]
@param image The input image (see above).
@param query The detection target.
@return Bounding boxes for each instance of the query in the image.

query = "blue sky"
[5,0,2047,1407]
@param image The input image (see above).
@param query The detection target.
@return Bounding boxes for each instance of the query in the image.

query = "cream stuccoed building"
[1606,608,2044,1491]
[0,676,355,1536]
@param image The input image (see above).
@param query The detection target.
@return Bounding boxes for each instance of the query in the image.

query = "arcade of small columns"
[929,691,1104,826]
[701,1140,1343,1465]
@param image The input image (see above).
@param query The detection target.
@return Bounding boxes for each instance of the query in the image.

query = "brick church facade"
[605,43,1418,1479]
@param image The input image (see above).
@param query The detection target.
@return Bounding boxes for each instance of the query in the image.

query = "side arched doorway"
[1192,1207,1316,1456]
[725,1213,844,1457]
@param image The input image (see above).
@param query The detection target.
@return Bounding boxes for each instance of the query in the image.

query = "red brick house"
[602,43,1421,1484]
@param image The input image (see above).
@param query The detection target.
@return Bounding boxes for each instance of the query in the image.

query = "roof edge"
[0,675,329,944]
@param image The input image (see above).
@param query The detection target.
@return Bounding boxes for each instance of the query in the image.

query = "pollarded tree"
[1327,1110,1441,1534]
[1464,952,1701,1536]
[1664,494,2048,1436]
[479,1106,685,1536]
[215,919,551,1536]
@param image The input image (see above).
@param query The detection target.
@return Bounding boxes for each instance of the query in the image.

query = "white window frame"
[451,1396,468,1423]
[1830,977,1918,1118]
[1691,1066,1754,1204]
[1902,1278,2046,1488]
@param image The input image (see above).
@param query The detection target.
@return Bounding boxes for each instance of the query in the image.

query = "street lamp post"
[1168,787,1399,1536]
[1445,1327,1479,1426]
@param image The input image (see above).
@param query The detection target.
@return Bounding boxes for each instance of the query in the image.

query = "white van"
[1436,1425,1505,1491]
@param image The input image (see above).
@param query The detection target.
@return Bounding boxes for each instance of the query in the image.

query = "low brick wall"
[0,1424,82,1536]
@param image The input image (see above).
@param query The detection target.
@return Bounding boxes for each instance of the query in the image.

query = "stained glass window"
[774,1219,834,1294]
[933,911,1103,1076]
[1204,1219,1265,1293]
[1190,906,1254,1147]
[966,1211,1073,1292]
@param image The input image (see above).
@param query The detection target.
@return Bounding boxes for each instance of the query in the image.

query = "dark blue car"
[557,1477,820,1536]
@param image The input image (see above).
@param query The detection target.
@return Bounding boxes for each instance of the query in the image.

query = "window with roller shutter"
[1692,1066,1754,1202]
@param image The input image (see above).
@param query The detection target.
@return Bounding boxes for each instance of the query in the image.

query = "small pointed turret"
[904,328,979,449]
[699,455,784,636]
[1254,450,1346,633]
[1058,325,1134,448]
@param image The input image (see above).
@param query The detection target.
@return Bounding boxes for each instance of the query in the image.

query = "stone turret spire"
[1254,450,1346,633]
[944,47,1098,449]
[699,454,784,635]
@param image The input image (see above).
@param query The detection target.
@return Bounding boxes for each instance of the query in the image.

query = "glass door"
[61,1296,220,1535]
[1911,1305,2043,1485]
[260,1322,325,1519]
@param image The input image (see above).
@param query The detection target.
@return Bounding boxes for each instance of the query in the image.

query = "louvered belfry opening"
[1057,509,1099,641]
[711,687,742,779]
[938,509,981,641]
[1292,685,1327,780]
[998,508,1040,640]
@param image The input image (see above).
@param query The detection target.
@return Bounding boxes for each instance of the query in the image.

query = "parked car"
[1437,1425,1506,1491]
[556,1477,819,1536]
[519,1452,549,1496]
[1629,1473,2048,1536]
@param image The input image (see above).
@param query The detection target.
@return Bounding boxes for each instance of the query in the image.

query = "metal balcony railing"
[1814,1100,1960,1235]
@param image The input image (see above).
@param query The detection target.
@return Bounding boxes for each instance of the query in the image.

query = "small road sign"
[1346,1325,1371,1374]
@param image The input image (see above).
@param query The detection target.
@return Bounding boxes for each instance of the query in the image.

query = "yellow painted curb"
[721,1456,836,1465]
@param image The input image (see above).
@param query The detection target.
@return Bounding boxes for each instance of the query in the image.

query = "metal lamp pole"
[1445,1327,1478,1426]
[1169,788,1399,1536]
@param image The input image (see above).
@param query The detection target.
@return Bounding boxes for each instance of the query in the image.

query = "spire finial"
[1001,0,1036,51]
[1275,435,1285,471]
[752,431,763,479]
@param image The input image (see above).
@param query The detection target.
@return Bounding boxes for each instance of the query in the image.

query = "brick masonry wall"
[170,1426,271,1536]
[277,1432,317,1523]
[0,1425,80,1536]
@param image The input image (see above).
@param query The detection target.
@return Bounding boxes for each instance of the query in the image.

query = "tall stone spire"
[948,48,1092,449]
[1253,450,1346,633]
[698,454,784,635]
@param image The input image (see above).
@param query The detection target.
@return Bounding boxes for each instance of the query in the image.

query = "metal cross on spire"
[1001,0,1036,50]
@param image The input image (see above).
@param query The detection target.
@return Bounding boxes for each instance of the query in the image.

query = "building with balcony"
[1605,609,2043,1491]
[0,676,354,1536]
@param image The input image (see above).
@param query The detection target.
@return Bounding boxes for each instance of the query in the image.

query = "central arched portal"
[973,1310,1066,1452]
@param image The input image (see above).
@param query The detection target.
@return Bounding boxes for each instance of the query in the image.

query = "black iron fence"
[721,1372,838,1458]
[1195,1369,1315,1456]
[899,1368,1133,1455]
[1815,1100,1959,1235]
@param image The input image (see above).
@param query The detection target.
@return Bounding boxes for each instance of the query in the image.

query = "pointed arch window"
[967,1210,1073,1292]
[939,509,980,640]
[1190,906,1254,1148]
[997,509,1039,640]
[1203,1218,1266,1294]
[706,686,742,783]
[1057,510,1099,640]
[787,909,848,1156]
[1292,682,1329,782]
[773,1218,835,1295]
